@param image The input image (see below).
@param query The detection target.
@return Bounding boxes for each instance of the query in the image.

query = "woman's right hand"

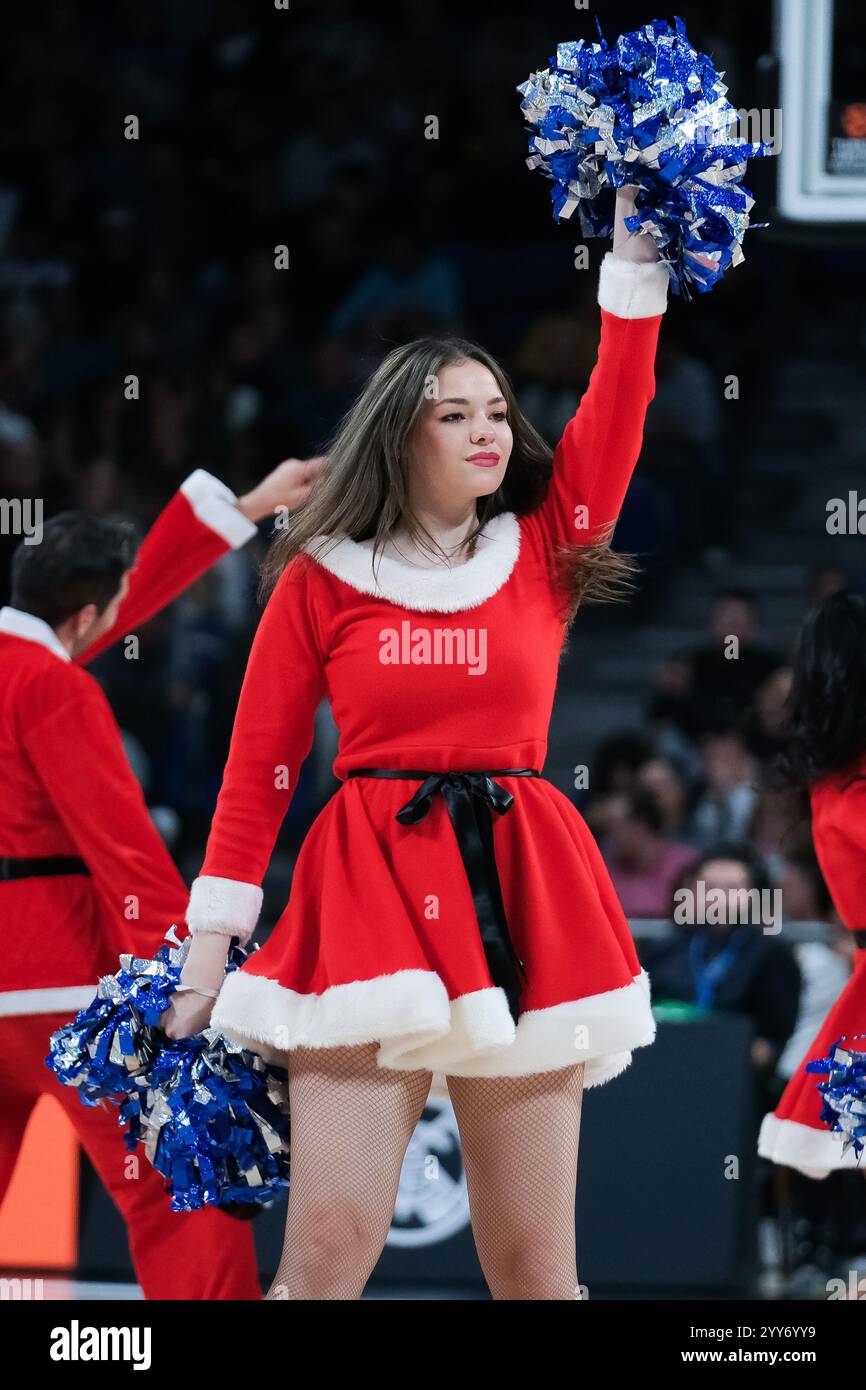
[161,987,217,1040]
[160,931,230,1038]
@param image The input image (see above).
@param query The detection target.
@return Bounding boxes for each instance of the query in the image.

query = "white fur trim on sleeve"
[598,251,670,318]
[179,469,259,549]
[186,874,264,943]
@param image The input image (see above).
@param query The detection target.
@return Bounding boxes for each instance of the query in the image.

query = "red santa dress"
[186,252,670,1084]
[758,761,866,1178]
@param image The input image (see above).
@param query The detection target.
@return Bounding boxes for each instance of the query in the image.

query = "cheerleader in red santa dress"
[758,591,866,1181]
[162,187,669,1301]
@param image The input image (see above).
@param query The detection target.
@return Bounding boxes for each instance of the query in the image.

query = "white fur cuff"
[180,469,259,549]
[598,250,670,318]
[186,874,264,943]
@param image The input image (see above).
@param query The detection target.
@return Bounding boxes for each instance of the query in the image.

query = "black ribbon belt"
[855,930,866,949]
[0,855,91,882]
[345,768,540,1024]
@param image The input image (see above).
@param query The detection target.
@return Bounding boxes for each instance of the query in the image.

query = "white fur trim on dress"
[757,1111,866,1181]
[186,874,263,943]
[598,251,670,319]
[210,964,655,1085]
[302,511,521,613]
[0,985,97,1016]
[179,469,259,549]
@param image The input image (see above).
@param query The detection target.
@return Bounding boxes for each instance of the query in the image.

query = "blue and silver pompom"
[121,1030,290,1213]
[517,14,777,296]
[45,930,291,1210]
[806,1034,866,1165]
[45,933,193,1104]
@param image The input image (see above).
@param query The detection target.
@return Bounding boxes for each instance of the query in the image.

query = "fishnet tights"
[267,1043,432,1300]
[447,1062,586,1299]
[266,1042,586,1300]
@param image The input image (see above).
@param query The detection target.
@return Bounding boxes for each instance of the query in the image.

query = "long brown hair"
[259,334,638,628]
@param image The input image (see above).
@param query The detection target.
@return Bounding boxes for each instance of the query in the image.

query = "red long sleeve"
[812,772,866,931]
[523,252,668,555]
[187,557,327,942]
[75,469,258,667]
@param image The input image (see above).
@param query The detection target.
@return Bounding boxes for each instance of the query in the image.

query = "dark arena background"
[1,0,865,1333]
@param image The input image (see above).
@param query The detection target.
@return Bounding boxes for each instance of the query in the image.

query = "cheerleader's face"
[408,359,512,508]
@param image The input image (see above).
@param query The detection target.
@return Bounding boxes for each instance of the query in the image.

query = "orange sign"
[0,1094,79,1269]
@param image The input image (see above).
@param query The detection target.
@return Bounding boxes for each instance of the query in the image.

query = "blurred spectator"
[806,563,849,605]
[326,230,461,338]
[278,86,384,210]
[512,288,598,443]
[742,664,794,764]
[691,724,761,846]
[641,333,729,560]
[635,755,701,845]
[581,729,655,837]
[601,789,698,918]
[648,588,787,742]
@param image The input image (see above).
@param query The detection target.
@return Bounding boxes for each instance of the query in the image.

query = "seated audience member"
[642,842,801,1116]
[601,789,698,919]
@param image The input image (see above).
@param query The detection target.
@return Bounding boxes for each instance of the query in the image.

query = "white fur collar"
[0,605,70,660]
[301,511,521,612]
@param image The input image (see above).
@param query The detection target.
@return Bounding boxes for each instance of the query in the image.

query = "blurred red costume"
[185,254,670,1085]
[759,765,866,1178]
[0,470,263,1297]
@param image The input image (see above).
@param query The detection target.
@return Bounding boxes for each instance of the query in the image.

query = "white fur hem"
[180,468,259,549]
[0,984,97,1016]
[186,875,263,943]
[302,511,521,613]
[598,251,670,318]
[210,965,656,1084]
[757,1111,866,1180]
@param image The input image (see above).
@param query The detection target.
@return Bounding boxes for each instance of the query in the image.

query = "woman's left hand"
[612,185,660,263]
[161,987,217,1040]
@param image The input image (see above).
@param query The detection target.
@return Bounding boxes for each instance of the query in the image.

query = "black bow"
[348,769,537,1025]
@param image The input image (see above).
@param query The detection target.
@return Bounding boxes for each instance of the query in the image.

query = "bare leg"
[446,1063,586,1300]
[267,1043,432,1300]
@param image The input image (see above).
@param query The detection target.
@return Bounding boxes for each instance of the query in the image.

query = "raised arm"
[74,470,258,666]
[523,188,670,556]
[75,457,326,666]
